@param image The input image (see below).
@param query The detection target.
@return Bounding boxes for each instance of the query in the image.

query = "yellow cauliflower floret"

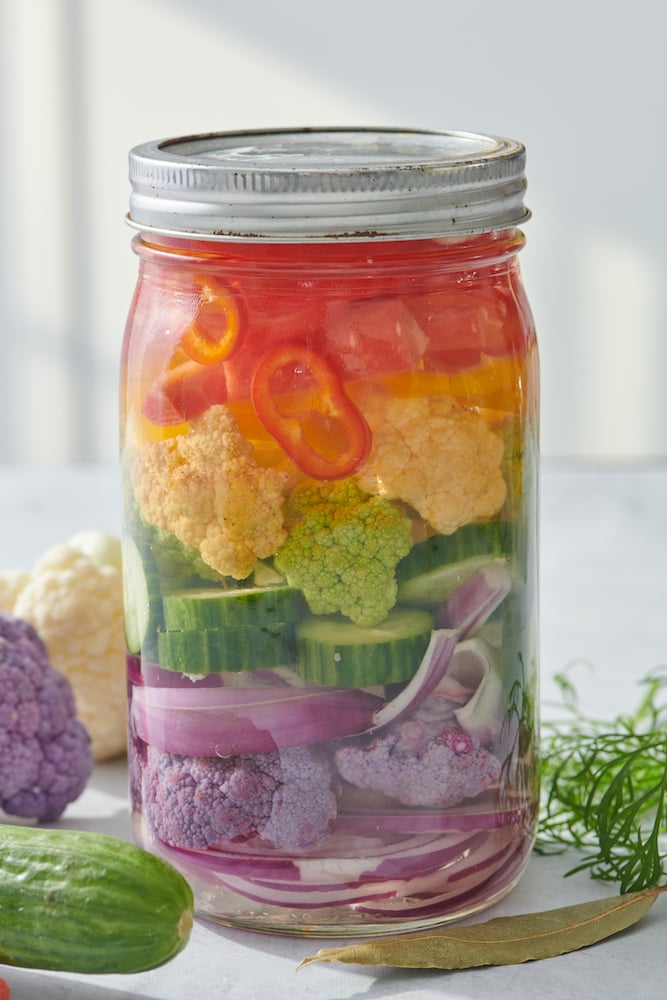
[131,404,289,579]
[356,392,506,535]
[12,536,126,762]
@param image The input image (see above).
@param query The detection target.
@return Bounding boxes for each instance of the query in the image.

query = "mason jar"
[121,128,540,935]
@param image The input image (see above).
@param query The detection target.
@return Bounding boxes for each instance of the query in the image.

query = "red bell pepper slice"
[142,358,227,425]
[251,342,371,480]
[180,279,242,365]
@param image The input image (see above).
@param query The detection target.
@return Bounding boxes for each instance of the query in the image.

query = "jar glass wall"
[121,129,539,935]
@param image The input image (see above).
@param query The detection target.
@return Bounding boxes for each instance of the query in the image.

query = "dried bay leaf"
[298,885,666,971]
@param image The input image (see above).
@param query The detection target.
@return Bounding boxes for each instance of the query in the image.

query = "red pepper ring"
[180,279,242,365]
[251,342,371,480]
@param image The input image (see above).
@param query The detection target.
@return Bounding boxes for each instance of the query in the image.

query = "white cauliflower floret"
[131,404,289,579]
[356,391,506,535]
[0,570,31,613]
[67,530,123,573]
[12,534,126,762]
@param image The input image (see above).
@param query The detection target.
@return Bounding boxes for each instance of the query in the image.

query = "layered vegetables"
[121,235,538,921]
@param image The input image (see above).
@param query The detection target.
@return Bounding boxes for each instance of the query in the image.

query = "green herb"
[298,886,666,970]
[537,667,667,892]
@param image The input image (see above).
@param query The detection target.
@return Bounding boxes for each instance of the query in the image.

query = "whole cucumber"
[0,824,194,974]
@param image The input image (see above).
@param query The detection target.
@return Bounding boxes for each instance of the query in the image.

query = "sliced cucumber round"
[162,585,305,632]
[122,535,163,656]
[398,554,510,607]
[295,608,434,687]
[157,622,296,674]
[397,521,510,607]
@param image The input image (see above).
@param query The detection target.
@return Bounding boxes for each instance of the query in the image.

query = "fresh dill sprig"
[536,666,667,893]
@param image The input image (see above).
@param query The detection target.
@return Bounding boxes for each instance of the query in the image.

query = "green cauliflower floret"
[275,479,413,627]
[147,523,223,588]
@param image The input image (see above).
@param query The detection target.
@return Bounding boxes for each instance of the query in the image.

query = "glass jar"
[121,128,539,935]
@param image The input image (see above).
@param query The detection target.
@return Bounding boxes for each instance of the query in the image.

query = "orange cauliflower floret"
[356,392,506,535]
[11,534,126,762]
[131,405,289,580]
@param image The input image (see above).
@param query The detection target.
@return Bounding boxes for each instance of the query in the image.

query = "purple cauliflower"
[0,613,94,821]
[335,719,501,808]
[143,743,337,851]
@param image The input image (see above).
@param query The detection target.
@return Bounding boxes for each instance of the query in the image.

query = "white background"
[1,0,665,464]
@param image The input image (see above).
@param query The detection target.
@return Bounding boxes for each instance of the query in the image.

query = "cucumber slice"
[398,554,508,607]
[397,521,510,607]
[157,623,296,674]
[122,535,161,656]
[163,585,305,631]
[295,608,434,687]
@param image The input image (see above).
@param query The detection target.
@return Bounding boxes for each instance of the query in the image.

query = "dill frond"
[537,667,667,892]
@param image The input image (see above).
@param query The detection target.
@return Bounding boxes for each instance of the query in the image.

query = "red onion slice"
[132,682,382,756]
[335,802,526,834]
[436,564,512,636]
[371,628,459,731]
[131,629,459,756]
[152,826,527,913]
[354,837,528,917]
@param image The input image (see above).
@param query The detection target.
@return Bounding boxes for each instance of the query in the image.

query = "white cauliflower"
[10,533,127,762]
[0,570,31,613]
[356,391,507,535]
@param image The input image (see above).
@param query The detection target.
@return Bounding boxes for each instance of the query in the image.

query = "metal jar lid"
[127,127,529,241]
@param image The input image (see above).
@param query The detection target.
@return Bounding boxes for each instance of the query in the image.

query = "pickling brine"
[121,129,540,935]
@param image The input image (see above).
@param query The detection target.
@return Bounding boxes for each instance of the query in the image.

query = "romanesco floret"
[0,614,93,821]
[140,520,223,587]
[335,719,500,808]
[143,744,337,851]
[355,391,507,535]
[131,405,289,580]
[274,479,413,627]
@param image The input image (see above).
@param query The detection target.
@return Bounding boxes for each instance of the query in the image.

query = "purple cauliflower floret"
[0,613,94,822]
[143,743,337,851]
[335,720,501,808]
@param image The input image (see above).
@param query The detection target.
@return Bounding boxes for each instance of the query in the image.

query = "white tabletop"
[0,461,666,999]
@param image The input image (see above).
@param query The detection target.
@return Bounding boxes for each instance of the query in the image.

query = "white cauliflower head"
[0,570,31,614]
[12,535,126,762]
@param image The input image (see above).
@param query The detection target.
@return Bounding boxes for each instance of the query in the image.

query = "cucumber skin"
[122,534,164,659]
[0,825,194,974]
[163,585,306,631]
[157,622,297,673]
[397,522,510,581]
[396,521,512,607]
[295,609,434,686]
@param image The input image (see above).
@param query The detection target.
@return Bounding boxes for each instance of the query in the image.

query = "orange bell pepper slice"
[251,342,371,480]
[180,279,241,365]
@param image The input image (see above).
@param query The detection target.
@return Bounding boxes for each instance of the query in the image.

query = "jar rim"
[127,126,530,242]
